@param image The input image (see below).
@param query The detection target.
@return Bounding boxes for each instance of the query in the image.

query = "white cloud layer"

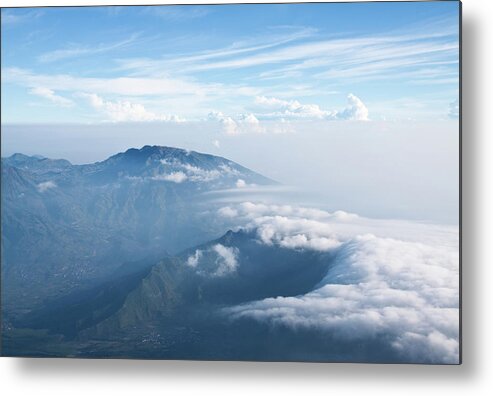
[208,111,263,135]
[337,93,370,121]
[7,68,371,124]
[205,93,368,136]
[255,95,330,118]
[221,202,459,363]
[4,67,213,98]
[80,93,185,123]
[254,94,369,121]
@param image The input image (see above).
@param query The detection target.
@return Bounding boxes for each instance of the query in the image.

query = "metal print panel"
[0,1,461,364]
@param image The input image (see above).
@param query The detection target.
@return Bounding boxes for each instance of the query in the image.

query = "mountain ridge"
[17,226,334,342]
[1,145,278,318]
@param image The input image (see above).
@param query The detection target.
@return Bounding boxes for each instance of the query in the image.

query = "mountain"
[75,145,274,187]
[81,229,333,338]
[1,146,277,319]
[15,228,334,345]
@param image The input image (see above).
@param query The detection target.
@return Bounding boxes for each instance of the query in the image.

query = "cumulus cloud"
[213,139,221,148]
[208,111,263,135]
[186,244,239,277]
[219,202,358,252]
[208,111,237,135]
[253,215,342,251]
[448,99,459,119]
[255,95,332,119]
[79,93,185,123]
[237,113,263,133]
[29,87,73,107]
[218,206,239,218]
[254,93,369,121]
[336,93,369,121]
[220,201,459,363]
[216,202,455,247]
[37,181,57,192]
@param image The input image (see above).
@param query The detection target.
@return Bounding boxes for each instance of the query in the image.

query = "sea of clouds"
[217,202,459,364]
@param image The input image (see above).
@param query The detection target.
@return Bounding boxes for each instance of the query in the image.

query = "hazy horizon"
[1,119,459,224]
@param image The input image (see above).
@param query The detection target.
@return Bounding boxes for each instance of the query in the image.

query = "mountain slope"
[75,229,333,338]
[13,227,334,341]
[1,146,277,317]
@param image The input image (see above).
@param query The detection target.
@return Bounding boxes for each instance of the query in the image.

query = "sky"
[0,2,460,223]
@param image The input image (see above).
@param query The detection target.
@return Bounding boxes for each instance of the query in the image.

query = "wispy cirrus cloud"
[114,26,316,77]
[37,33,141,63]
[108,17,458,103]
[180,31,457,82]
[114,16,455,90]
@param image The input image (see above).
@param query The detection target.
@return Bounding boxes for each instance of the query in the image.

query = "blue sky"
[1,2,459,124]
[0,2,460,224]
